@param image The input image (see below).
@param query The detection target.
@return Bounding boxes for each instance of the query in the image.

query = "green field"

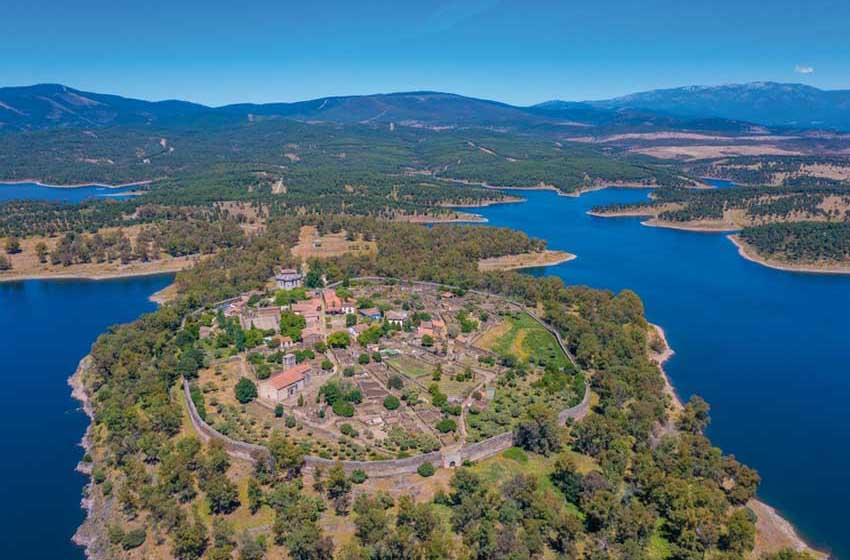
[485,312,570,369]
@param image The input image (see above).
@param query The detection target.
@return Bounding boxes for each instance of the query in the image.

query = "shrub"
[333,400,355,417]
[388,375,403,390]
[340,423,359,437]
[321,359,333,371]
[285,415,297,428]
[436,418,457,433]
[121,528,146,550]
[350,469,368,484]
[255,363,271,380]
[358,353,370,365]
[343,366,356,377]
[383,395,401,410]
[274,404,284,418]
[417,462,435,477]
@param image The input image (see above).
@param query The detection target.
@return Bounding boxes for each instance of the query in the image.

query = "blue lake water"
[473,188,850,559]
[0,274,173,560]
[0,182,141,203]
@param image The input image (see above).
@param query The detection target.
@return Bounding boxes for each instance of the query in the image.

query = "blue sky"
[2,0,848,106]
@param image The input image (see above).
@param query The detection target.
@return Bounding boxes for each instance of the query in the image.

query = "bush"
[285,415,297,428]
[340,423,359,437]
[274,404,284,418]
[121,528,146,550]
[436,418,457,433]
[321,359,333,371]
[255,363,271,380]
[383,395,401,410]
[358,353,370,365]
[343,366,356,377]
[417,462,436,477]
[388,375,403,390]
[235,377,257,404]
[350,469,368,484]
[371,352,382,362]
[333,400,355,417]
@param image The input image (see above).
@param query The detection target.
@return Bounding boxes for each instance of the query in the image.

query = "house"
[275,269,303,290]
[359,307,382,321]
[322,289,343,314]
[292,298,322,315]
[417,317,447,340]
[259,362,311,402]
[302,327,325,348]
[240,306,281,332]
[341,299,356,315]
[278,336,295,349]
[282,353,297,369]
[386,310,408,327]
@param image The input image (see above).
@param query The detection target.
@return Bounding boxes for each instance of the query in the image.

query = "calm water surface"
[0,182,141,202]
[473,187,850,559]
[0,274,173,560]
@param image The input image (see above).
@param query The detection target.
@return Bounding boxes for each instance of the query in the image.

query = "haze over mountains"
[2,81,850,132]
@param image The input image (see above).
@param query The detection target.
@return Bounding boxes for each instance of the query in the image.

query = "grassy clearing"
[387,355,434,378]
[481,312,569,369]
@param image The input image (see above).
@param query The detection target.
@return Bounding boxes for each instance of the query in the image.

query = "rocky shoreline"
[648,323,826,558]
[68,355,112,560]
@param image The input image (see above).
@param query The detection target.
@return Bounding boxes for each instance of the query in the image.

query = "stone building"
[259,362,311,402]
[275,269,302,290]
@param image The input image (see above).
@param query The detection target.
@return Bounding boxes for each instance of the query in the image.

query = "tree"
[268,432,304,479]
[274,404,284,418]
[327,331,351,348]
[678,395,711,434]
[235,377,257,404]
[721,509,755,554]
[346,313,357,327]
[304,270,323,288]
[35,241,48,263]
[326,462,352,515]
[238,530,266,560]
[421,334,434,347]
[551,453,582,504]
[4,237,21,254]
[358,353,370,365]
[514,403,561,456]
[204,473,240,514]
[247,477,263,514]
[388,375,404,390]
[383,395,401,410]
[171,512,209,560]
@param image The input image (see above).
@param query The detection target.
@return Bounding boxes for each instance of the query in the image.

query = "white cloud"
[795,65,815,74]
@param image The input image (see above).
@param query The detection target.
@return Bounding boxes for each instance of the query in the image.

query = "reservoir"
[473,187,850,559]
[0,185,847,558]
[0,182,141,203]
[0,274,173,560]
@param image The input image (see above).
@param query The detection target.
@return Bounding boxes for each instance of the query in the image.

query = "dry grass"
[290,225,378,261]
[477,250,575,272]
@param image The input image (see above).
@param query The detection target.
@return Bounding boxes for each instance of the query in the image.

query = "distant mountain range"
[2,81,850,132]
[582,82,850,130]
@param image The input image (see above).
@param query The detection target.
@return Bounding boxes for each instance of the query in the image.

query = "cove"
[0,182,141,203]
[0,274,173,560]
[472,188,850,559]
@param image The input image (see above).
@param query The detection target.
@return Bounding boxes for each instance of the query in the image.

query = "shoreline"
[440,195,525,208]
[729,235,850,276]
[68,355,108,560]
[478,250,576,272]
[0,179,153,189]
[0,257,194,284]
[647,322,826,559]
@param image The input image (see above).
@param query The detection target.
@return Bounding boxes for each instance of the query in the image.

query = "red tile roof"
[266,362,310,390]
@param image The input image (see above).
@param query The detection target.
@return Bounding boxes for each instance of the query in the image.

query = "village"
[186,269,584,465]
